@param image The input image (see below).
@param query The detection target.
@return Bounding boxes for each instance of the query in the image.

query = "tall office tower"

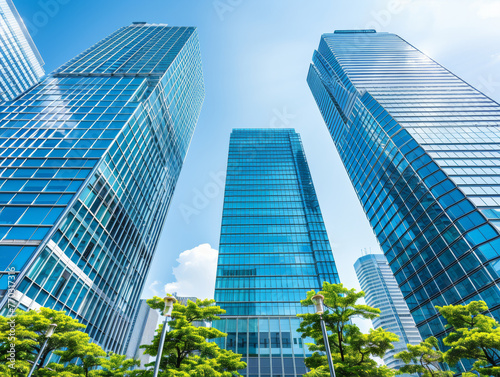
[214,129,340,377]
[354,254,422,374]
[0,23,204,353]
[0,0,44,101]
[308,30,500,348]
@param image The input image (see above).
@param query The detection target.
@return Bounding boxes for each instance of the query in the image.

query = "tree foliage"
[37,363,90,377]
[55,332,107,377]
[0,307,86,376]
[140,296,246,376]
[36,353,140,377]
[297,282,398,377]
[394,336,453,377]
[97,353,141,377]
[0,298,244,376]
[0,308,139,377]
[437,300,500,376]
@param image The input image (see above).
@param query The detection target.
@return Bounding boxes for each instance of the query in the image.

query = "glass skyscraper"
[0,0,44,101]
[354,253,422,374]
[0,23,204,353]
[308,30,500,348]
[214,129,340,377]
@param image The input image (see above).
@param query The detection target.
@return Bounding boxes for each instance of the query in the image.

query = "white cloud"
[149,280,161,296]
[164,244,219,300]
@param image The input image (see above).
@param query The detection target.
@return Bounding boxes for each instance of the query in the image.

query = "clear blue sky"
[14,0,500,303]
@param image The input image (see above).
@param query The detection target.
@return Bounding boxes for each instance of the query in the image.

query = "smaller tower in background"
[354,253,422,375]
[0,0,45,101]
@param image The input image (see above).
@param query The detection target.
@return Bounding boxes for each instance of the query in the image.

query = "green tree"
[0,307,144,377]
[35,349,140,377]
[0,363,30,377]
[394,336,453,377]
[140,296,246,376]
[37,363,87,377]
[0,312,34,377]
[96,353,141,376]
[0,307,86,375]
[437,300,500,376]
[55,332,107,377]
[297,282,398,377]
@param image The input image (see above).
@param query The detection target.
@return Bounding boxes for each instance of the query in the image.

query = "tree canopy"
[0,308,138,377]
[140,296,246,377]
[394,336,453,377]
[52,332,107,377]
[395,300,500,377]
[297,282,398,377]
[0,307,86,376]
[437,300,500,376]
[0,298,245,376]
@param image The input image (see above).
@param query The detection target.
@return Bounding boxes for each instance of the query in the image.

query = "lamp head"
[46,323,58,338]
[163,296,177,317]
[311,294,325,314]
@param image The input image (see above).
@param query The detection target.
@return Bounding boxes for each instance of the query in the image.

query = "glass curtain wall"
[214,129,340,377]
[0,24,204,353]
[308,30,500,362]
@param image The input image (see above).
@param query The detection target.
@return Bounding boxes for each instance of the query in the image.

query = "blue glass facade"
[308,30,500,348]
[0,23,204,353]
[0,0,44,101]
[214,129,340,377]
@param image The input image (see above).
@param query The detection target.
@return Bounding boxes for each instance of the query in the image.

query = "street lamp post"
[153,296,177,377]
[311,294,336,377]
[27,323,58,377]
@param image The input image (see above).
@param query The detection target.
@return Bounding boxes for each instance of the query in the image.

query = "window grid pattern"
[0,0,44,101]
[56,25,192,78]
[308,31,500,358]
[355,254,422,371]
[0,24,204,354]
[214,129,340,377]
[0,75,142,277]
